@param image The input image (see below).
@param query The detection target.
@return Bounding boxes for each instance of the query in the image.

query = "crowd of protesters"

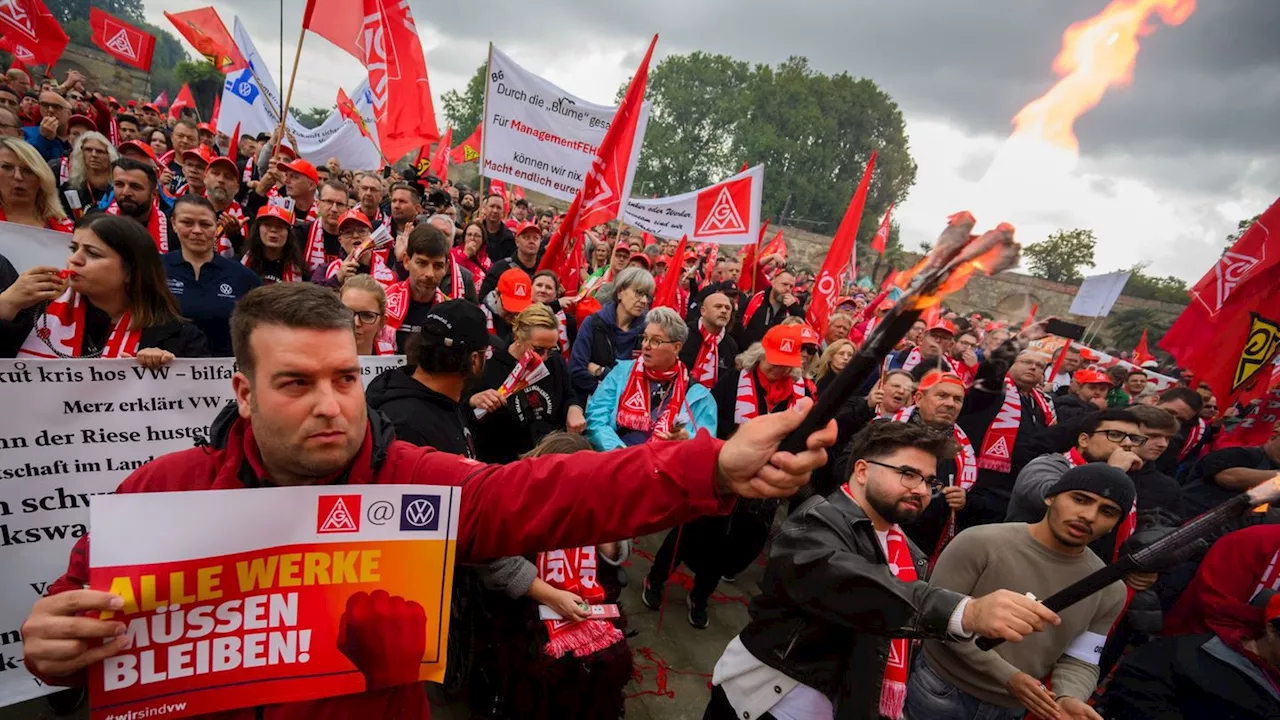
[2,67,1279,720]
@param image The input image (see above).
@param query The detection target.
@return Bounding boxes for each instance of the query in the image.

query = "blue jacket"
[585,360,717,451]
[568,302,645,399]
[24,126,68,163]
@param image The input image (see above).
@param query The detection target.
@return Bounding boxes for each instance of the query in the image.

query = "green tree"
[290,106,333,130]
[441,62,485,136]
[44,0,144,23]
[1227,213,1262,245]
[1123,263,1189,304]
[1023,228,1097,284]
[1105,307,1171,353]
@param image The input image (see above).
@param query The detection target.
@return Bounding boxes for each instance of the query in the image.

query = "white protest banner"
[480,45,649,201]
[1068,271,1132,318]
[0,222,66,272]
[1069,341,1178,391]
[622,165,764,245]
[0,355,404,708]
[219,17,383,171]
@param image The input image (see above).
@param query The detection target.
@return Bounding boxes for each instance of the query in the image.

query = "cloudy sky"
[145,0,1280,282]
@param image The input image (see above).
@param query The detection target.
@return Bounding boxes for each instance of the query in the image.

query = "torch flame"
[1012,0,1197,153]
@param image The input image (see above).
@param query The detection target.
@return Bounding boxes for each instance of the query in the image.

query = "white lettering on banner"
[622,165,764,245]
[480,46,650,201]
[0,356,404,708]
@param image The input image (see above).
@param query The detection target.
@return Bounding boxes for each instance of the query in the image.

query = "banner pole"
[276,24,308,148]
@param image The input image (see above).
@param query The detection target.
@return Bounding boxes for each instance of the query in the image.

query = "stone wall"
[51,44,150,102]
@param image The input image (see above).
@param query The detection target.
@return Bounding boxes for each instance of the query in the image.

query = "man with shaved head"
[680,291,739,389]
[957,345,1059,528]
[23,90,70,162]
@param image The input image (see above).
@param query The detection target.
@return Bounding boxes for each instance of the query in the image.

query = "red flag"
[1021,303,1038,331]
[337,88,373,141]
[513,185,525,202]
[449,123,482,164]
[642,232,657,248]
[302,0,439,161]
[211,95,221,129]
[489,178,509,214]
[1132,329,1155,366]
[169,84,195,119]
[739,218,770,295]
[0,0,68,69]
[89,7,154,72]
[738,161,749,173]
[761,230,787,260]
[702,242,720,281]
[880,268,899,291]
[871,202,894,255]
[152,90,169,108]
[538,35,657,295]
[163,7,246,72]
[428,127,452,180]
[807,152,878,337]
[653,236,689,311]
[1161,197,1280,404]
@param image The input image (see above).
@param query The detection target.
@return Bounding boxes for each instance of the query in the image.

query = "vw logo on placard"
[399,494,441,531]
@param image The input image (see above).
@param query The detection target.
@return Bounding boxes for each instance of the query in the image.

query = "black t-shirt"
[1180,447,1280,521]
[396,299,437,354]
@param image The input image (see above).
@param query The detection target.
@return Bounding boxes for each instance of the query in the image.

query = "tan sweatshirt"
[921,523,1126,708]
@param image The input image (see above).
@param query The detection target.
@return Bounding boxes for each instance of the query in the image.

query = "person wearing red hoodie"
[21,282,838,720]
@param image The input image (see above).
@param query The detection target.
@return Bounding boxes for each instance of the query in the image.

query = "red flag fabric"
[449,123,482,164]
[538,35,657,295]
[513,185,525,202]
[1161,197,1280,404]
[701,242,720,281]
[761,230,787,260]
[881,268,899,291]
[739,218,770,295]
[336,88,373,141]
[152,90,169,108]
[1132,329,1155,366]
[412,146,430,177]
[1021,303,1038,331]
[652,236,689,311]
[807,152,878,337]
[428,127,452,181]
[169,84,195,119]
[163,7,245,72]
[89,7,155,72]
[871,202,894,255]
[738,161,749,173]
[302,0,439,161]
[0,0,68,69]
[489,178,509,215]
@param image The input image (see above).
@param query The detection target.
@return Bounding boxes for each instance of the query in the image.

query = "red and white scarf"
[325,249,395,285]
[267,186,319,224]
[105,198,168,252]
[215,201,245,256]
[374,325,397,356]
[18,288,141,358]
[892,406,976,567]
[1253,550,1280,599]
[741,291,768,328]
[536,546,623,659]
[976,377,1056,473]
[898,346,957,375]
[442,257,464,300]
[241,254,302,284]
[692,320,726,388]
[1180,417,1206,461]
[734,367,806,424]
[555,308,570,359]
[616,360,689,438]
[302,220,329,272]
[842,481,915,720]
[57,155,69,184]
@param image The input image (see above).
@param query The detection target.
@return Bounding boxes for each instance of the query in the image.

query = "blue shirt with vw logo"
[163,252,262,357]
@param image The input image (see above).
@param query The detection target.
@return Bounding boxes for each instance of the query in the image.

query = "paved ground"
[0,531,764,720]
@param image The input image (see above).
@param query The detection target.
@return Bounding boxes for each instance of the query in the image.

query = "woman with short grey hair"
[569,266,655,398]
[644,306,688,346]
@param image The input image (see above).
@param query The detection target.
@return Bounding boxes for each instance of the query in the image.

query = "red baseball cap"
[273,144,297,160]
[497,269,533,313]
[181,144,213,166]
[207,153,238,174]
[279,158,318,184]
[514,220,541,237]
[338,208,372,231]
[197,122,214,134]
[67,114,95,130]
[798,322,820,347]
[118,139,157,163]
[630,254,651,269]
[141,103,159,113]
[256,204,296,225]
[1074,368,1114,387]
[762,325,804,368]
[919,370,967,393]
[928,318,957,337]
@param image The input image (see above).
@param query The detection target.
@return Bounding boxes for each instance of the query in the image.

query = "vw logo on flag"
[225,69,259,105]
[399,494,441,531]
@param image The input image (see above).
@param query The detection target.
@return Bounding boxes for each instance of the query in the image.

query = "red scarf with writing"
[616,360,688,437]
[898,346,957,375]
[105,198,167,252]
[976,377,1056,473]
[555,308,570,359]
[1180,417,1206,461]
[734,367,806,424]
[302,220,329,272]
[892,406,976,567]
[536,546,623,659]
[692,320,725,388]
[18,288,141,358]
[215,201,245,256]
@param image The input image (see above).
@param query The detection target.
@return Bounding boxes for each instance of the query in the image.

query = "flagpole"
[276,24,308,145]
[279,0,284,88]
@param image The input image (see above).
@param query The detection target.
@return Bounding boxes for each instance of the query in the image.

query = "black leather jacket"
[738,490,966,720]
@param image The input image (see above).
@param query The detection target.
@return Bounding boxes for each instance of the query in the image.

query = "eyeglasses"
[530,345,557,357]
[0,162,30,178]
[339,228,371,240]
[864,459,942,491]
[1088,429,1148,446]
[351,310,382,325]
[38,102,67,112]
[640,335,678,348]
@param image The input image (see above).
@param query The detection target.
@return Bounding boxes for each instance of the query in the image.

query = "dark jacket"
[678,320,738,389]
[482,221,517,266]
[1098,633,1280,720]
[737,490,965,720]
[474,342,578,463]
[478,254,538,301]
[568,302,644,399]
[1052,393,1098,424]
[365,365,474,457]
[733,289,803,350]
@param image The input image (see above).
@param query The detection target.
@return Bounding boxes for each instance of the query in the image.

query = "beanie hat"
[1046,464,1135,518]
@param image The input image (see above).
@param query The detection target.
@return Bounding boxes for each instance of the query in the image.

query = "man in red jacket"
[21,282,838,719]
